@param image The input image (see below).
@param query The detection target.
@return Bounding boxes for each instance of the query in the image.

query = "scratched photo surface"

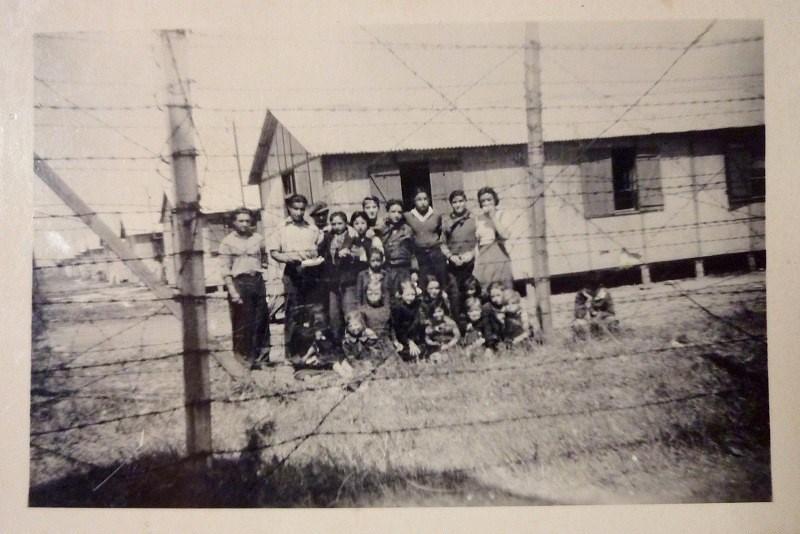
[30,20,768,507]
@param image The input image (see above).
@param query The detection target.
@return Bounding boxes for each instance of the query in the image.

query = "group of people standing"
[218,185,524,371]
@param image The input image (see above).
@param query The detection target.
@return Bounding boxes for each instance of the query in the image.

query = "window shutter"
[430,160,463,209]
[725,142,752,204]
[368,166,402,203]
[636,148,663,210]
[580,150,614,218]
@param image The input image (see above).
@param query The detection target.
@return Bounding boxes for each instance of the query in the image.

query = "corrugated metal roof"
[251,20,762,157]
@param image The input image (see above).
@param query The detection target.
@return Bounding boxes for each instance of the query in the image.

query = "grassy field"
[29,269,769,507]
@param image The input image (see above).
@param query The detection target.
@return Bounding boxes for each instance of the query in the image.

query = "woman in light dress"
[473,186,513,290]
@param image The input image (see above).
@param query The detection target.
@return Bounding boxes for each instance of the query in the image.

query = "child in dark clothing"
[355,249,391,306]
[358,281,392,338]
[481,281,507,355]
[382,199,415,299]
[290,306,340,369]
[390,278,427,362]
[420,274,451,318]
[424,303,460,363]
[503,289,532,346]
[457,275,482,333]
[571,272,620,340]
[460,297,486,355]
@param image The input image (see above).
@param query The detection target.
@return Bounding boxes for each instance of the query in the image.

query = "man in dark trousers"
[269,194,323,355]
[404,188,448,288]
[218,207,270,369]
[440,189,478,326]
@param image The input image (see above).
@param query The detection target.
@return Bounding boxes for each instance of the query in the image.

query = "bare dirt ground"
[28,269,769,507]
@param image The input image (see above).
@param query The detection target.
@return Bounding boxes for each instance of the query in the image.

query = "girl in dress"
[474,186,513,290]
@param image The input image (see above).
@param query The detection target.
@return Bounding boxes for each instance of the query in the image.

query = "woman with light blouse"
[473,186,513,289]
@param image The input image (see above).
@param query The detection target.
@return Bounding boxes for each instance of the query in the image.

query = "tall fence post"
[161,29,213,458]
[524,22,554,342]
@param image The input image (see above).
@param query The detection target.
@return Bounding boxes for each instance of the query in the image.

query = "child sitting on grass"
[420,274,451,317]
[457,275,482,332]
[503,288,533,346]
[390,278,427,362]
[291,306,340,370]
[571,271,620,341]
[424,302,460,363]
[355,249,391,306]
[357,280,394,358]
[481,281,507,356]
[341,310,380,365]
[460,297,486,355]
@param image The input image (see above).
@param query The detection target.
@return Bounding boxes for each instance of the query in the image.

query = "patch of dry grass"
[29,272,769,506]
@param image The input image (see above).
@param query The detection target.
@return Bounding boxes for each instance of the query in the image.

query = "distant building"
[247,21,764,288]
[159,195,263,291]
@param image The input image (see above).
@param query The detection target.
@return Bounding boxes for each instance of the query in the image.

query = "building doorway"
[399,162,431,211]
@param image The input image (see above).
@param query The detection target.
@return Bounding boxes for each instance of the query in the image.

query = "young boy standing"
[218,208,270,369]
[404,189,448,289]
[441,189,478,325]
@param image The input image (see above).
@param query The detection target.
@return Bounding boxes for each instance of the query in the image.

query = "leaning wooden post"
[524,22,554,342]
[161,29,212,458]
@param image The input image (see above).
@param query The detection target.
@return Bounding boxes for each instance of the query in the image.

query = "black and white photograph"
[27,17,772,510]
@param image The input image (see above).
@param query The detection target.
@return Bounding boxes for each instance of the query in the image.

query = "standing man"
[270,194,323,355]
[404,188,448,288]
[441,190,478,324]
[219,207,270,370]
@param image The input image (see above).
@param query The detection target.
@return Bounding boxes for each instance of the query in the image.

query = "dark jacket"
[390,299,426,346]
[574,287,616,319]
[318,230,359,288]
[481,302,505,350]
[382,221,415,266]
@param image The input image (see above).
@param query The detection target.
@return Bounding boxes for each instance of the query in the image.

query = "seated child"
[460,297,486,354]
[358,281,392,338]
[390,278,427,362]
[342,310,380,363]
[420,274,451,317]
[355,249,391,306]
[571,272,620,340]
[424,303,460,363]
[503,289,533,346]
[481,281,507,355]
[457,275,482,332]
[290,306,340,369]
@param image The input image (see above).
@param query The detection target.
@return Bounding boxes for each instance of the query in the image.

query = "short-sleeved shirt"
[270,217,320,256]
[218,231,265,278]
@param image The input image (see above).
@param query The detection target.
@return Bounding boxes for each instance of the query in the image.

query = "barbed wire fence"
[30,23,767,503]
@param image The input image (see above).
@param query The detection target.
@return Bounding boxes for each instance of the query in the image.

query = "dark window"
[725,128,765,206]
[281,171,296,197]
[611,148,638,211]
[581,145,663,218]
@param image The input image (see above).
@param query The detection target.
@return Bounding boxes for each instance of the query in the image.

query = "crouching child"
[481,281,507,357]
[390,278,427,362]
[571,272,620,340]
[424,303,460,363]
[289,306,340,370]
[342,310,380,364]
[460,297,486,357]
[503,289,534,346]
